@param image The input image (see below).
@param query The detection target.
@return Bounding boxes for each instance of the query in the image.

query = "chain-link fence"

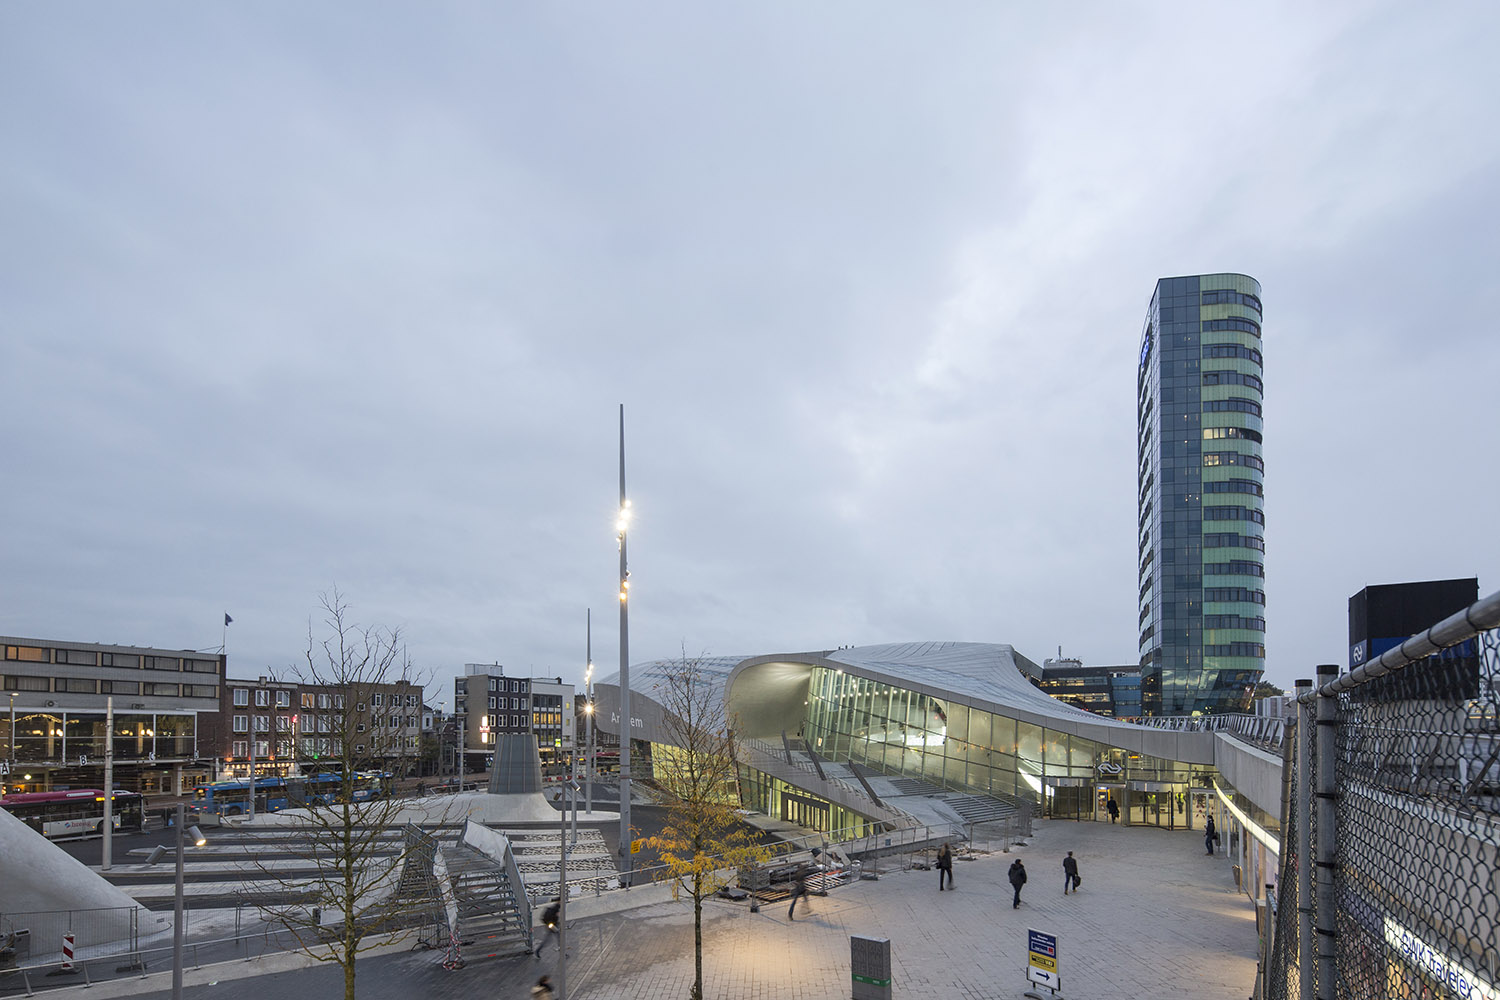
[1264,589,1500,1000]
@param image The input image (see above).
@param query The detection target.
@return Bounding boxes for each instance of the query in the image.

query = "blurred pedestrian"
[1063,851,1080,894]
[937,843,954,891]
[788,871,812,919]
[1008,858,1028,908]
[1106,797,1119,824]
[534,898,560,958]
[1204,816,1218,856]
[531,974,554,999]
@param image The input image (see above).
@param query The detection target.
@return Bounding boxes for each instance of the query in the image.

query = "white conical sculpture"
[0,806,147,943]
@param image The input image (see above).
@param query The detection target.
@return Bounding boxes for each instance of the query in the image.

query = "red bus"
[0,789,147,839]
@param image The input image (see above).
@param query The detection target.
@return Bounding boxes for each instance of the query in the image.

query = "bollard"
[851,935,891,1000]
[60,934,75,972]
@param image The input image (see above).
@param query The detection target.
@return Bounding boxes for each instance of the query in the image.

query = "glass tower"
[1137,273,1265,715]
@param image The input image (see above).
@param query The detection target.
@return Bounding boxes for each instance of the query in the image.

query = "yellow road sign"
[630,838,643,854]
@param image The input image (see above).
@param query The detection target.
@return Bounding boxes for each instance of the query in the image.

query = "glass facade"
[800,666,1207,825]
[4,711,197,762]
[1137,273,1265,715]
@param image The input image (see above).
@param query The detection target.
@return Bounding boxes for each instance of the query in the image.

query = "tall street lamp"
[7,691,16,763]
[616,403,632,886]
[146,802,206,1000]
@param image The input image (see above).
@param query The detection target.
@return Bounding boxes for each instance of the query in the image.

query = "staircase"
[441,839,533,959]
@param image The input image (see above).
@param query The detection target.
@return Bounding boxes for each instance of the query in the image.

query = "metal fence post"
[1294,678,1314,1000]
[1313,664,1339,1000]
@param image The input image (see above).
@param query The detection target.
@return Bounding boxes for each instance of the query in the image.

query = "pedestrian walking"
[1204,816,1218,856]
[1062,851,1080,894]
[936,843,954,891]
[1008,858,1028,909]
[788,870,812,919]
[1106,796,1119,824]
[531,974,555,999]
[534,898,560,958]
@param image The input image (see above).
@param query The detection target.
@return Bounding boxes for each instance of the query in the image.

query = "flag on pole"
[225,613,233,627]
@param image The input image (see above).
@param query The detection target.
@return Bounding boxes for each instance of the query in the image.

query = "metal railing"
[1263,588,1500,1000]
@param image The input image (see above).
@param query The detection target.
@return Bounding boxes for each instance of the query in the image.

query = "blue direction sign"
[1027,928,1059,989]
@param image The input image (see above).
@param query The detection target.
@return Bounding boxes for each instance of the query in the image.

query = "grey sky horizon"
[3,3,1497,705]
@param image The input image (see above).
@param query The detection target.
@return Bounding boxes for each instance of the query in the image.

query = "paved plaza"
[110,818,1258,999]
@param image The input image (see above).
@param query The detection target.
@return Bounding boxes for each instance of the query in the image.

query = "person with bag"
[1062,851,1080,894]
[1204,816,1218,856]
[534,898,561,958]
[936,843,954,891]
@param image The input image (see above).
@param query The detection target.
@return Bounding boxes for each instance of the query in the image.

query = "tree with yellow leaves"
[645,656,774,1000]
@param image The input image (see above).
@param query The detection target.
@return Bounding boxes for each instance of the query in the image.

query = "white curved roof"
[596,641,1214,764]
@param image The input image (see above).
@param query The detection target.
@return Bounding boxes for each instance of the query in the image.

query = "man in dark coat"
[936,843,954,891]
[1062,851,1080,894]
[788,871,812,919]
[1205,816,1218,855]
[1106,796,1119,824]
[1008,858,1027,908]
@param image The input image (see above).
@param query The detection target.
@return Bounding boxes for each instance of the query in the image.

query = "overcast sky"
[3,3,1497,704]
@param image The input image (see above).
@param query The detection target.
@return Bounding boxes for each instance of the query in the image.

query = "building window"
[488,696,497,709]
[101,680,141,695]
[372,693,383,707]
[334,694,345,709]
[233,715,249,733]
[356,743,366,754]
[318,717,330,733]
[145,656,180,671]
[5,646,48,662]
[148,683,180,696]
[187,685,218,699]
[277,716,291,732]
[255,716,270,732]
[233,689,250,707]
[101,653,139,669]
[357,723,366,733]
[55,649,97,666]
[256,690,269,707]
[56,678,97,693]
[318,694,330,709]
[276,690,291,708]
[232,740,248,757]
[301,693,315,709]
[255,740,269,757]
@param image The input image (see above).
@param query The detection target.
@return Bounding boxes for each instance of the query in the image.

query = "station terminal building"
[595,641,1282,889]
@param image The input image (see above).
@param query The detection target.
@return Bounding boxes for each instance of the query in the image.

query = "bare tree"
[255,588,438,1000]
[644,655,774,1000]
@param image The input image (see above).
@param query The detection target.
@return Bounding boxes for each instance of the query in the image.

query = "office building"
[2,635,223,794]
[1137,273,1266,714]
[455,664,575,769]
[1036,659,1142,718]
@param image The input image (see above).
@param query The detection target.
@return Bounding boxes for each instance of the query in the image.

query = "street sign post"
[1025,928,1062,996]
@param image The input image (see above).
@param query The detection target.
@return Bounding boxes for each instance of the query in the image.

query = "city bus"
[0,789,147,839]
[196,771,391,815]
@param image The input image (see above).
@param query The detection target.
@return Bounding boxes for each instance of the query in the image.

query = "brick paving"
[115,818,1259,999]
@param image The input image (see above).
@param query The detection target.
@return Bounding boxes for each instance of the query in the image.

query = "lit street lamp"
[146,802,207,1000]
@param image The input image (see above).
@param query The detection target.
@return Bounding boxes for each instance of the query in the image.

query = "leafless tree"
[254,588,441,1000]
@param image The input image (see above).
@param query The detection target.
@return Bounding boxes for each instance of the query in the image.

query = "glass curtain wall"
[803,667,1193,824]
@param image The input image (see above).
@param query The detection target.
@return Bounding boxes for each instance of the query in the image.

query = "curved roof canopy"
[596,641,1214,765]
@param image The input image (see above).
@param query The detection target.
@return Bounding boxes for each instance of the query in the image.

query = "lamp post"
[169,801,207,1000]
[616,404,632,886]
[584,653,594,816]
[557,778,580,1000]
[7,691,15,763]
